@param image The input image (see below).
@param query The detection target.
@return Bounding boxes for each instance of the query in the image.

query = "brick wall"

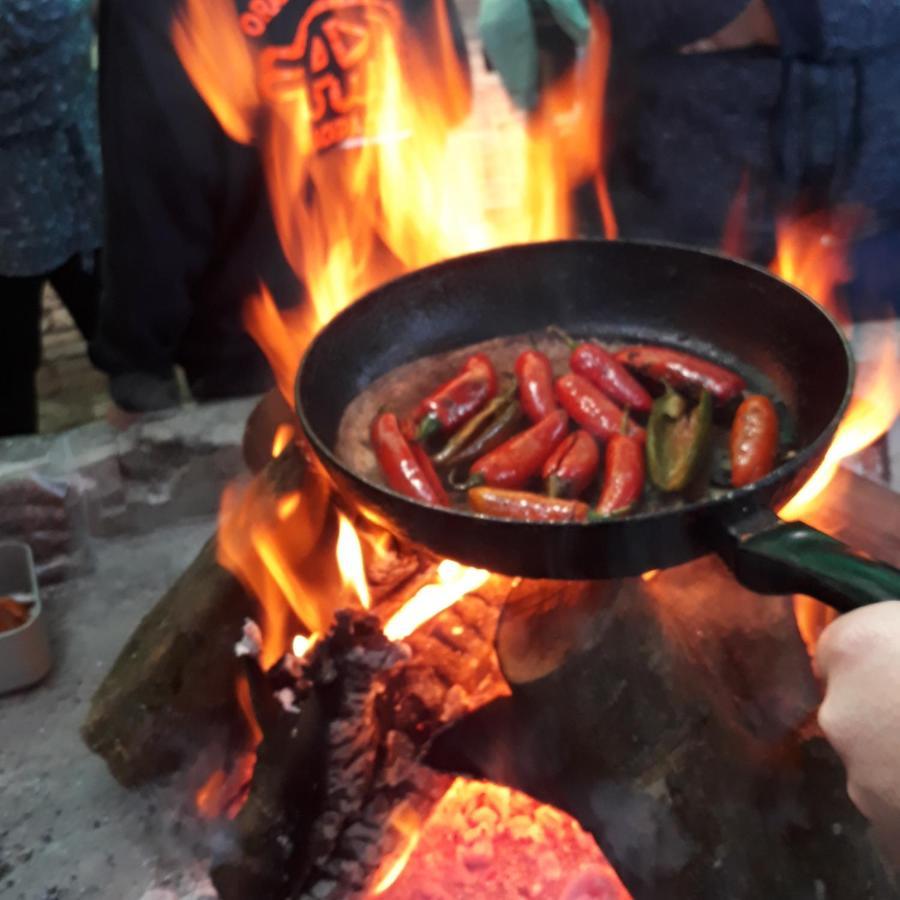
[37,286,110,434]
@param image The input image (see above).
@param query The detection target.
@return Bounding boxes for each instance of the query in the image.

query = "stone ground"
[0,397,255,900]
[0,521,219,900]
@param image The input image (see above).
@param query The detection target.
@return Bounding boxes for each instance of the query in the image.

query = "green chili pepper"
[647,387,712,493]
[433,384,521,468]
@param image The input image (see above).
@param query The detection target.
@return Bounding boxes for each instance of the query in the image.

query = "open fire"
[85,2,900,897]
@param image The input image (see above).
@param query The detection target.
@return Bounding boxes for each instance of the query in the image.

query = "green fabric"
[547,0,591,43]
[479,0,590,109]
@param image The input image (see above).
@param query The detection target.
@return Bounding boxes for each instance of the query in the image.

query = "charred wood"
[427,572,897,899]
[82,445,314,786]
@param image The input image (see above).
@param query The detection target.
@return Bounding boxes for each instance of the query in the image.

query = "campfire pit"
[79,425,899,899]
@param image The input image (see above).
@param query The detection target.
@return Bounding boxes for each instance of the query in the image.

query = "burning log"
[82,425,439,789]
[427,567,897,898]
[82,444,316,786]
[206,581,510,900]
[81,531,255,786]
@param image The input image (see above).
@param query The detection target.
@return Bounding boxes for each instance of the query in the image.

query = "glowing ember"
[383,561,490,641]
[771,214,900,520]
[195,753,257,821]
[337,514,372,609]
[373,778,631,899]
[371,804,423,894]
[292,631,320,658]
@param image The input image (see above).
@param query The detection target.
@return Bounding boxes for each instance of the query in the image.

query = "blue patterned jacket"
[0,0,102,276]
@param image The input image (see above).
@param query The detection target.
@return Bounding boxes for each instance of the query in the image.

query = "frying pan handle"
[727,510,900,613]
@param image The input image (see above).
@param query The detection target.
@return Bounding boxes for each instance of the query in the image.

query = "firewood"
[82,445,312,786]
[207,589,506,900]
[212,661,327,900]
[426,571,896,899]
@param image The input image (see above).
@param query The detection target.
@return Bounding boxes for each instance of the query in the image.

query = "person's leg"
[47,251,101,341]
[0,275,44,436]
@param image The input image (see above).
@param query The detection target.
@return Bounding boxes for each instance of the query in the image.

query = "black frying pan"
[297,239,900,612]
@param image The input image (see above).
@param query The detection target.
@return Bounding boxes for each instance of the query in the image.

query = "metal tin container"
[0,542,51,693]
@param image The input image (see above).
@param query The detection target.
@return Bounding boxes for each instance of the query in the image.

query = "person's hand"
[681,0,779,53]
[817,601,900,865]
[479,0,590,110]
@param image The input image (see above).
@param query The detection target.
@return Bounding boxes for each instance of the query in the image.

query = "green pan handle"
[726,509,900,613]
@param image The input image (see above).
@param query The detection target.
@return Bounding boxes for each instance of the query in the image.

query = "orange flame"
[780,332,900,519]
[792,594,838,657]
[195,670,262,818]
[174,0,614,404]
[337,513,372,609]
[770,213,855,328]
[271,423,296,458]
[218,468,335,667]
[236,668,264,748]
[174,0,617,665]
[292,631,321,657]
[383,561,489,641]
[771,213,900,519]
[370,803,423,894]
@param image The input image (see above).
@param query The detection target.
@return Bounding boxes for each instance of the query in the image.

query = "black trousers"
[0,252,100,437]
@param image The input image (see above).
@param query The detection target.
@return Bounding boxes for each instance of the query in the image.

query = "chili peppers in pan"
[468,486,589,522]
[549,327,651,413]
[371,334,783,519]
[515,349,558,423]
[556,374,645,443]
[371,413,449,506]
[432,384,522,469]
[415,354,498,439]
[469,409,569,489]
[596,432,646,516]
[730,394,779,488]
[646,388,712,493]
[616,345,745,404]
[542,430,600,498]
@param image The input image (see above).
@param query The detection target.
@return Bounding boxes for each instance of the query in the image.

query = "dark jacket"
[599,0,900,276]
[92,0,468,411]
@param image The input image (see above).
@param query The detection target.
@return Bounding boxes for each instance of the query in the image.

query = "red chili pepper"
[371,413,449,506]
[555,374,645,443]
[415,354,498,439]
[570,344,652,413]
[596,433,645,516]
[542,430,600,498]
[470,409,569,489]
[515,350,558,423]
[468,486,589,522]
[730,394,779,488]
[616,346,745,403]
[412,441,450,500]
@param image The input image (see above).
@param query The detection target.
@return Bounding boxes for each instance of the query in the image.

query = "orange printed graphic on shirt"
[258,0,400,150]
[240,0,292,37]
